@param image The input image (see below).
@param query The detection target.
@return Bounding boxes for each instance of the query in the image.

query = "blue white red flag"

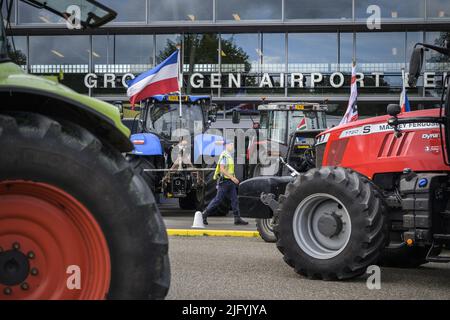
[127,50,180,106]
[400,69,411,113]
[340,64,359,125]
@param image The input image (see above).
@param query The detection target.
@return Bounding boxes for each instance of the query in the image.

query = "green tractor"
[0,0,169,300]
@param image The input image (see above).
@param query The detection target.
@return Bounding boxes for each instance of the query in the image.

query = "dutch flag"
[340,63,359,125]
[127,50,180,106]
[400,69,411,113]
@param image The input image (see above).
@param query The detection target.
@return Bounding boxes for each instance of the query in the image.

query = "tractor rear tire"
[128,156,157,194]
[274,167,388,280]
[0,112,170,299]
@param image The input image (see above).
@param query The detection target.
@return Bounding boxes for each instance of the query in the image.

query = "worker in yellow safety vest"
[202,139,248,225]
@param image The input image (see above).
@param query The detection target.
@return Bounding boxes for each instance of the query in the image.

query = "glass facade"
[221,33,260,73]
[355,0,425,20]
[6,0,450,24]
[339,33,354,71]
[106,0,147,22]
[29,36,89,68]
[183,33,218,73]
[29,35,90,93]
[156,34,181,64]
[18,1,64,24]
[11,30,448,100]
[288,33,338,73]
[1,0,15,24]
[262,33,285,73]
[427,0,450,19]
[217,0,282,21]
[285,0,352,20]
[356,32,406,72]
[426,31,450,72]
[150,0,213,22]
[8,36,26,68]
[4,0,450,116]
[115,35,154,69]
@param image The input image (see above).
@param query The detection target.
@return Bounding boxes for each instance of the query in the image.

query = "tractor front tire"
[0,112,170,299]
[252,164,277,243]
[256,218,277,243]
[128,156,157,194]
[274,167,388,280]
[179,188,204,211]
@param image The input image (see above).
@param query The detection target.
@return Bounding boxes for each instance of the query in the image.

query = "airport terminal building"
[3,0,450,118]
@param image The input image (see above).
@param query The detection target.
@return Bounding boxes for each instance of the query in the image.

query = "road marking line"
[167,229,260,238]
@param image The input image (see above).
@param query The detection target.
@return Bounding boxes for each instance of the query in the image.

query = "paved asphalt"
[160,200,450,300]
[166,236,450,300]
[160,198,257,231]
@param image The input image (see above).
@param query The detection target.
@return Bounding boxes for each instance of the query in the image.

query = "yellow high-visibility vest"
[213,151,235,180]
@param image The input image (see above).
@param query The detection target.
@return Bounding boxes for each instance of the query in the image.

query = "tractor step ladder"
[426,239,450,263]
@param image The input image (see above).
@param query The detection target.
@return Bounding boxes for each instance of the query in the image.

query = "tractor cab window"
[148,103,204,140]
[259,111,269,129]
[22,0,117,28]
[288,110,328,132]
[268,111,288,144]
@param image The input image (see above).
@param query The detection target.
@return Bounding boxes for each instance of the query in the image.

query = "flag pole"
[401,67,406,91]
[176,45,182,119]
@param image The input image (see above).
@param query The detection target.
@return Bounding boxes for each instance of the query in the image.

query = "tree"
[6,39,26,66]
[429,32,450,63]
[156,34,253,92]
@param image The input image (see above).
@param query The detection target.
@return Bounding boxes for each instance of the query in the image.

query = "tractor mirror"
[387,104,401,117]
[232,110,241,124]
[408,47,424,87]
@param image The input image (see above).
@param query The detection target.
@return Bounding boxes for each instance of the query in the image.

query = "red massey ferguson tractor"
[238,42,450,280]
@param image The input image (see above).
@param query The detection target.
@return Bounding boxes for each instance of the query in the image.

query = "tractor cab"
[135,95,215,142]
[246,102,328,177]
[128,94,221,206]
[283,129,318,174]
[258,102,327,146]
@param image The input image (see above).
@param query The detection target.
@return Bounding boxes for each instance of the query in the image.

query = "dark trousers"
[204,180,240,217]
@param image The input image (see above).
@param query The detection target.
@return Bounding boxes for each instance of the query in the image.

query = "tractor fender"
[238,175,294,219]
[130,133,163,156]
[0,85,133,152]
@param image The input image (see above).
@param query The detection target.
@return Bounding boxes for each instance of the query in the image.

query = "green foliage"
[430,32,450,63]
[6,39,26,66]
[156,34,251,71]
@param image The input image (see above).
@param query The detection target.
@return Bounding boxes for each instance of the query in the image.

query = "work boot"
[234,217,248,225]
[202,211,208,225]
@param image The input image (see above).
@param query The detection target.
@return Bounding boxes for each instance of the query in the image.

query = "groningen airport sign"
[84,71,447,89]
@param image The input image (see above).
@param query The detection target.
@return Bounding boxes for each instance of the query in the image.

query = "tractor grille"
[377,132,412,158]
[315,143,326,167]
[326,138,349,166]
